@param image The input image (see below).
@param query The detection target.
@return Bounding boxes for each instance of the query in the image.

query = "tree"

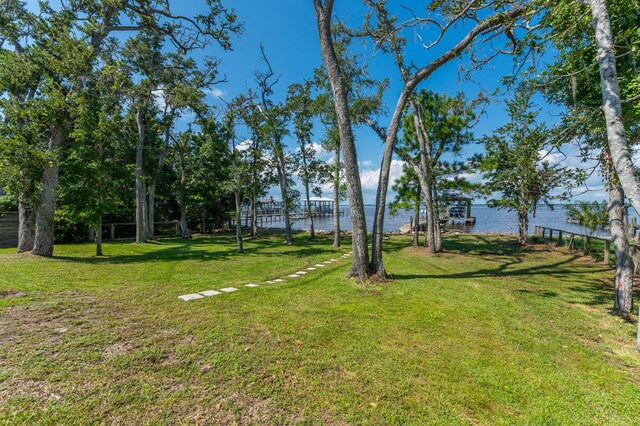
[482,83,569,244]
[313,0,530,278]
[389,165,422,247]
[2,0,240,256]
[395,90,477,253]
[541,0,639,320]
[287,81,325,240]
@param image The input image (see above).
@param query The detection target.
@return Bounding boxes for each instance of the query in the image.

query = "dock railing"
[534,225,640,274]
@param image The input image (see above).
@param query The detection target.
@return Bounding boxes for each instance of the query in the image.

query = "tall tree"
[482,83,569,244]
[394,90,477,253]
[4,0,240,256]
[314,0,529,277]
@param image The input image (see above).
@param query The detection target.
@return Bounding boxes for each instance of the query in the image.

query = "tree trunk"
[274,140,293,245]
[412,199,420,247]
[301,140,315,240]
[95,214,103,256]
[146,183,155,240]
[17,197,35,253]
[234,190,243,253]
[588,0,640,218]
[314,1,369,279]
[432,185,442,252]
[179,156,190,239]
[517,211,529,245]
[135,105,147,244]
[32,124,65,257]
[332,147,341,249]
[251,190,258,238]
[609,184,634,317]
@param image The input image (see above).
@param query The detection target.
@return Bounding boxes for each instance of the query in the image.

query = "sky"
[24,0,612,204]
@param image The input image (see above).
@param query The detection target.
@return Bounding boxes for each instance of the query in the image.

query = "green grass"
[1,231,640,424]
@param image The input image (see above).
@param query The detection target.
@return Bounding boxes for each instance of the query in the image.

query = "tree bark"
[234,189,243,253]
[146,183,155,240]
[517,210,529,245]
[314,0,369,279]
[17,197,35,253]
[301,139,315,240]
[333,146,341,249]
[609,184,634,317]
[587,0,640,218]
[412,199,420,247]
[135,105,147,243]
[274,141,293,245]
[32,124,65,257]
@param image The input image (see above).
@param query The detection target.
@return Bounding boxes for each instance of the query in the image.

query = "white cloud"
[204,87,225,98]
[359,159,405,191]
[361,160,373,168]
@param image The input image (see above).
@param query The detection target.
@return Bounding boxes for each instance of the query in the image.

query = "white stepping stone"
[200,290,222,297]
[266,280,276,284]
[220,287,238,293]
[288,274,300,278]
[244,284,258,288]
[296,271,307,275]
[178,293,204,301]
[330,258,339,262]
[307,267,316,271]
[314,264,326,267]
[323,261,333,264]
[274,279,285,283]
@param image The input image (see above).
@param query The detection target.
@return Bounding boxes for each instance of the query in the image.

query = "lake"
[278,204,631,236]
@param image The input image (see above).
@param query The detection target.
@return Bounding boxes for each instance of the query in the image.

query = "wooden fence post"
[567,233,575,250]
[110,223,115,240]
[604,240,611,264]
[549,229,553,242]
[542,227,546,239]
[534,226,539,237]
[557,230,563,246]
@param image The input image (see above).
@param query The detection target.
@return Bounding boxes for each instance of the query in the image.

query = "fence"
[534,225,640,274]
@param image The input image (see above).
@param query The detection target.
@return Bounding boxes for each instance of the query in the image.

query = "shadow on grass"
[54,232,344,265]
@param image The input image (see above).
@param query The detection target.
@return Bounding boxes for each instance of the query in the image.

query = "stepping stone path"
[179,251,353,301]
[200,290,222,297]
[178,293,204,301]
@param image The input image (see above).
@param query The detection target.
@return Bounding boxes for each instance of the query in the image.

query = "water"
[276,204,628,236]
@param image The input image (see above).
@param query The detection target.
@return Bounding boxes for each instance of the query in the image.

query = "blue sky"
[25,0,609,203]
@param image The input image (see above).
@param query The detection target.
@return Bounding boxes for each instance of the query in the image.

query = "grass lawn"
[1,232,640,424]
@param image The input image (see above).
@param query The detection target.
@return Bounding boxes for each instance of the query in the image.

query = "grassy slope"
[1,232,639,425]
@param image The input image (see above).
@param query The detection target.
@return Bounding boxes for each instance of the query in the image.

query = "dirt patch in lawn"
[0,290,26,299]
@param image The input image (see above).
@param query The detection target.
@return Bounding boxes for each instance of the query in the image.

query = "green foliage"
[564,201,609,235]
[482,83,571,216]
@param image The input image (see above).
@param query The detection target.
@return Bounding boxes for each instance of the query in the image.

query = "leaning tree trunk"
[314,1,370,279]
[609,184,634,317]
[587,0,640,219]
[17,197,35,253]
[251,183,258,237]
[332,147,341,249]
[135,106,147,243]
[234,189,243,253]
[32,124,65,257]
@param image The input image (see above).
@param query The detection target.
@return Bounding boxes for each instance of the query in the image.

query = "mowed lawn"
[1,232,640,424]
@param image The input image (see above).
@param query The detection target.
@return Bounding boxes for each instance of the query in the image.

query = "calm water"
[277,204,630,236]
